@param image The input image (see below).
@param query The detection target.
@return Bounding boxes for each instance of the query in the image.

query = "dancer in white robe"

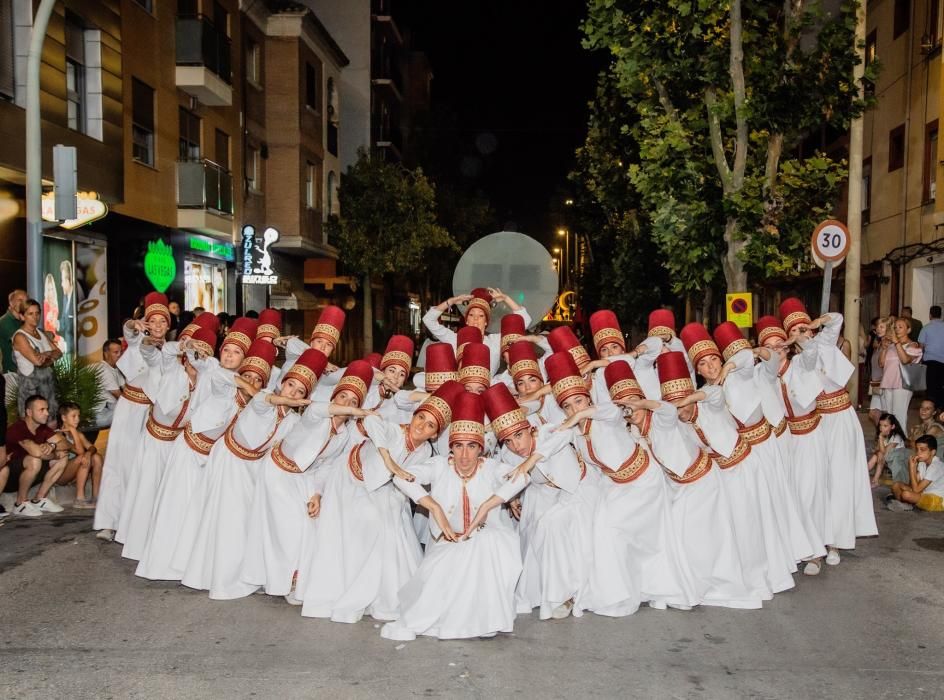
[93,293,172,539]
[483,381,601,620]
[268,305,345,390]
[242,360,376,598]
[380,392,532,641]
[180,349,321,599]
[135,325,267,581]
[296,384,461,622]
[545,352,696,615]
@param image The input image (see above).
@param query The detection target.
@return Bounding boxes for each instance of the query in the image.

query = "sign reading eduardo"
[240,224,280,285]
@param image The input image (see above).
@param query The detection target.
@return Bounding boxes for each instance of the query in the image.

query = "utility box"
[53,144,78,220]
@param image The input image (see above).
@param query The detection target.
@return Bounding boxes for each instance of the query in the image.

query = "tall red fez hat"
[282,348,328,396]
[680,322,720,366]
[449,391,486,447]
[239,338,278,383]
[547,326,591,371]
[545,350,591,407]
[144,292,170,323]
[179,311,220,340]
[500,313,526,352]
[381,334,414,373]
[310,305,346,347]
[508,340,542,384]
[713,321,752,361]
[756,315,788,345]
[364,352,383,369]
[604,360,644,402]
[589,310,625,355]
[458,342,490,387]
[657,351,695,401]
[648,309,676,338]
[778,297,811,334]
[483,383,530,443]
[256,308,282,340]
[416,380,464,434]
[465,287,493,323]
[189,326,217,358]
[223,317,258,354]
[332,359,373,405]
[456,325,483,360]
[425,342,458,389]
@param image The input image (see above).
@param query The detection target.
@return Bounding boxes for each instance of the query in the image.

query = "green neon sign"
[144,239,177,293]
[188,236,235,261]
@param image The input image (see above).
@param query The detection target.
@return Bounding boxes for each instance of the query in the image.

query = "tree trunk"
[362,273,373,355]
[722,217,748,292]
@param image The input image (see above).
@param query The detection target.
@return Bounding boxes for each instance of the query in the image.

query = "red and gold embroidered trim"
[146,415,183,441]
[190,338,214,358]
[183,425,218,456]
[773,417,788,437]
[223,330,252,354]
[585,436,650,485]
[459,364,490,385]
[687,339,720,366]
[664,449,712,485]
[333,375,367,404]
[782,310,811,333]
[256,323,279,340]
[500,332,523,351]
[144,302,170,323]
[568,345,591,371]
[449,420,485,447]
[551,374,590,405]
[510,358,541,382]
[737,417,772,446]
[417,395,451,432]
[608,377,643,401]
[648,325,673,338]
[222,407,285,461]
[786,412,821,435]
[425,370,458,389]
[348,442,365,481]
[271,440,303,473]
[592,327,624,353]
[758,325,787,345]
[490,408,530,443]
[660,377,694,401]
[710,437,751,469]
[311,322,340,345]
[381,350,412,372]
[721,337,752,362]
[238,355,272,382]
[121,384,151,405]
[816,388,851,414]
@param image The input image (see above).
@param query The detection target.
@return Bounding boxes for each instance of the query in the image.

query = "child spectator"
[869,413,906,488]
[887,435,944,511]
[56,402,103,509]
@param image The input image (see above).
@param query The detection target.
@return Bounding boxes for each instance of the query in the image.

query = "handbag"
[900,360,927,392]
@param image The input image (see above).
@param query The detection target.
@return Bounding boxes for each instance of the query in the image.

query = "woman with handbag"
[879,318,923,434]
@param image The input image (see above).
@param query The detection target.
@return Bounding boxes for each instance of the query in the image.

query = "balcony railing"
[177,159,233,215]
[176,16,232,84]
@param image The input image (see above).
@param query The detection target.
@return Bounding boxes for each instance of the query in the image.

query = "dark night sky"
[394,1,603,244]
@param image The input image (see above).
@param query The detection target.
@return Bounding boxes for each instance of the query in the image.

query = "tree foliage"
[327,149,457,279]
[581,0,874,294]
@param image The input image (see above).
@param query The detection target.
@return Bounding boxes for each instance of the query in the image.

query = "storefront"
[173,232,236,315]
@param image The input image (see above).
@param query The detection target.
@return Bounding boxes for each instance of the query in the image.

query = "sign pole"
[820,261,833,315]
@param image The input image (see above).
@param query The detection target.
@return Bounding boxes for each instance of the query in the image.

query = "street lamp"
[552,247,562,290]
[557,228,570,288]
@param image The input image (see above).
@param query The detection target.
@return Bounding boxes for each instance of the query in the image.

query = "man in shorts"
[3,394,68,517]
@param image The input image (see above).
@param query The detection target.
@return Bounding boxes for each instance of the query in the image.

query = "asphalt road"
[0,491,942,700]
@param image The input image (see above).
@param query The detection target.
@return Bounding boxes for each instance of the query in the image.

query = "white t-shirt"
[94,361,125,428]
[919,456,944,498]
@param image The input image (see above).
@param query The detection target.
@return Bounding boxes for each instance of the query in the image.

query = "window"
[131,78,154,165]
[246,39,260,86]
[305,63,316,109]
[326,170,336,215]
[864,30,877,96]
[932,0,943,47]
[306,162,315,209]
[889,124,905,172]
[925,120,939,203]
[894,0,910,39]
[65,16,86,133]
[132,0,153,12]
[178,107,200,161]
[214,129,230,169]
[246,146,260,192]
[862,157,872,224]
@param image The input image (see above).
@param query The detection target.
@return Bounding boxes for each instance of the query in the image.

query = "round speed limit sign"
[811,219,851,262]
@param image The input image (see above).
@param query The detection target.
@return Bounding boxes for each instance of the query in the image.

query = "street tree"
[328,149,456,352]
[582,0,873,294]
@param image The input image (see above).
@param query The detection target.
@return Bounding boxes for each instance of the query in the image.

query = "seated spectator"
[911,399,944,446]
[887,435,944,512]
[88,338,125,443]
[3,394,68,517]
[56,402,103,509]
[870,413,906,488]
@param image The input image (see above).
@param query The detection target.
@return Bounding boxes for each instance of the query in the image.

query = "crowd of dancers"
[91,287,877,641]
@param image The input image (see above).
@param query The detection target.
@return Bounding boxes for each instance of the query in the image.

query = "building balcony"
[371,56,403,100]
[273,213,338,258]
[175,16,233,106]
[372,12,403,45]
[176,159,234,237]
[373,125,402,161]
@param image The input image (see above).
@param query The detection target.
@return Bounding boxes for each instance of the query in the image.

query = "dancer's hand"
[429,503,458,542]
[307,494,321,518]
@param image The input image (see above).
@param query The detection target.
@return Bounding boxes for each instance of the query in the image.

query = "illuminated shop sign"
[41,191,108,229]
[240,224,280,285]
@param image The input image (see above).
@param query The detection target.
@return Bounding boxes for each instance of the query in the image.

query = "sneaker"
[803,560,822,576]
[551,600,575,620]
[825,550,841,566]
[283,593,303,606]
[14,501,43,518]
[73,499,96,510]
[33,497,64,513]
[0,505,9,519]
[887,499,914,512]
[95,528,116,541]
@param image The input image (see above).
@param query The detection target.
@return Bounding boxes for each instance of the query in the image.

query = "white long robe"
[180,391,293,600]
[380,456,528,641]
[298,417,433,623]
[504,421,601,619]
[570,403,695,615]
[135,363,242,581]
[93,323,161,532]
